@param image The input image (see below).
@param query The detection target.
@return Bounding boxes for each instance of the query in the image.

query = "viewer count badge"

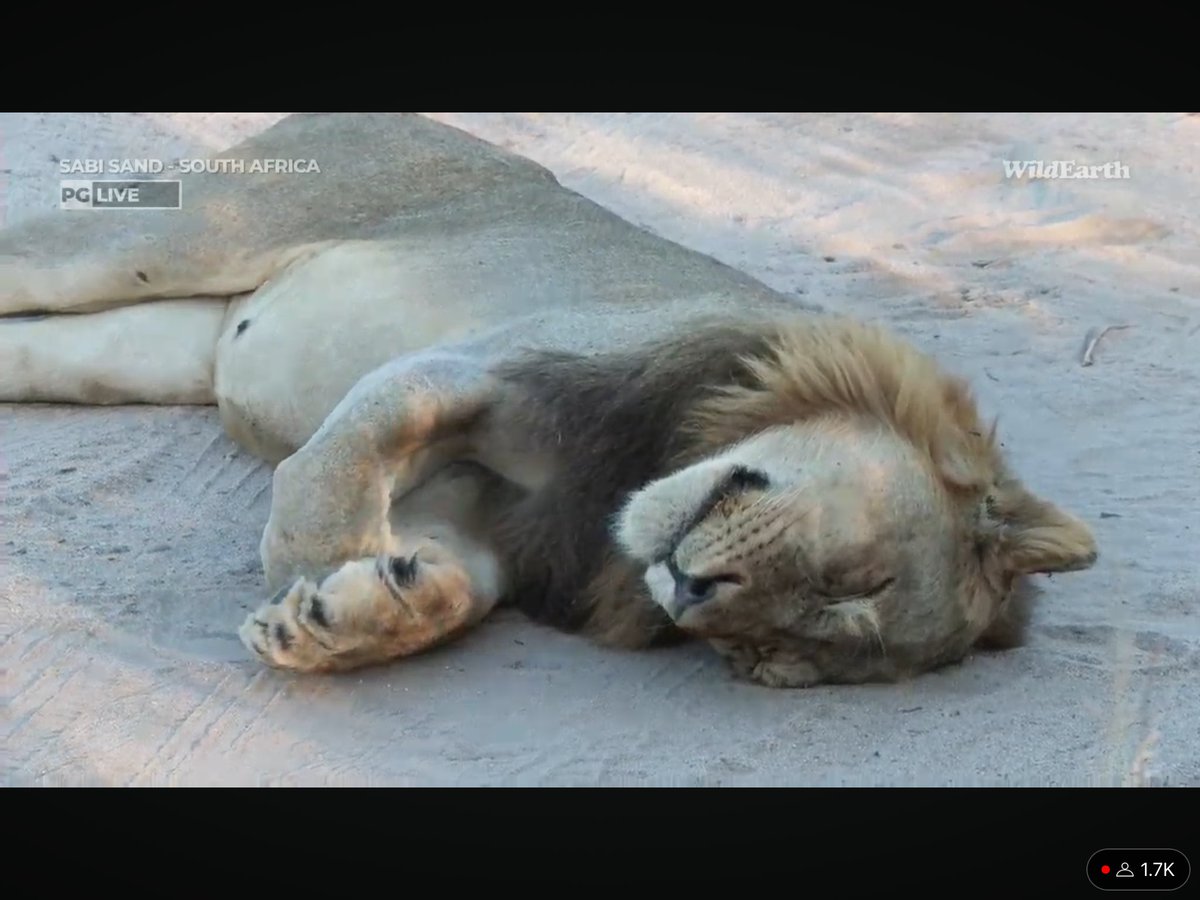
[1087,849,1190,891]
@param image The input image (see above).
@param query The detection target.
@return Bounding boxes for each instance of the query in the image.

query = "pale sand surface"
[1,112,1197,786]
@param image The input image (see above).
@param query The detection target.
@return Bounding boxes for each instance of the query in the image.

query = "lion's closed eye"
[814,575,895,601]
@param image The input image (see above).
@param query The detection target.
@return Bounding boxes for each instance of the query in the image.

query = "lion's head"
[614,318,1097,687]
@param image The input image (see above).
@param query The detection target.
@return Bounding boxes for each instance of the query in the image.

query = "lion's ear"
[984,481,1098,575]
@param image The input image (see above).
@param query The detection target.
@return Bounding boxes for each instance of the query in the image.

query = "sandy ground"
[1,112,1197,786]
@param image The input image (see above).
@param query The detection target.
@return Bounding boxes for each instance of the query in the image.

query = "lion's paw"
[749,658,821,689]
[710,639,821,689]
[239,577,345,673]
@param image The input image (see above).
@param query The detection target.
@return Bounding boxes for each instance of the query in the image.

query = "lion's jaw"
[614,415,1097,685]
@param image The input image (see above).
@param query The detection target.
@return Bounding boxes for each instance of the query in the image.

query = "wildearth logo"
[1002,160,1130,180]
[60,179,182,210]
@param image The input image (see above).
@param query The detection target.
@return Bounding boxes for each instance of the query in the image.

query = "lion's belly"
[210,240,505,460]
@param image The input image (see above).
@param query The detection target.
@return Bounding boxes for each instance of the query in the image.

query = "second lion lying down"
[240,313,1097,688]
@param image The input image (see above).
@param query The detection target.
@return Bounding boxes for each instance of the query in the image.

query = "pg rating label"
[60,179,182,210]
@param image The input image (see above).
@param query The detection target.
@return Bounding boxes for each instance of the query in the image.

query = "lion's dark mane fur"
[483,317,781,645]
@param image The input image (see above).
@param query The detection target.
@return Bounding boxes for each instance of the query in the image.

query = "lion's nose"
[675,576,718,610]
[666,556,717,611]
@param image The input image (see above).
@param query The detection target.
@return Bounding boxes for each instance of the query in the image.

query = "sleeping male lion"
[0,113,1097,687]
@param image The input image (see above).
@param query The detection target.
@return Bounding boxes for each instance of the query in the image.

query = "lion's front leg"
[240,538,500,674]
[259,350,497,593]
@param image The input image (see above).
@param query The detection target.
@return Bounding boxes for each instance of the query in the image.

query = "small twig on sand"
[1123,727,1160,787]
[1080,324,1131,367]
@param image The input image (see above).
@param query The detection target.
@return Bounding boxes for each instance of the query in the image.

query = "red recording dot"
[1101,865,1111,875]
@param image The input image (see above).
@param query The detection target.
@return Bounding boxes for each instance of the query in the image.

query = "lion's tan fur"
[597,315,1097,685]
[678,316,1003,492]
[0,114,1099,687]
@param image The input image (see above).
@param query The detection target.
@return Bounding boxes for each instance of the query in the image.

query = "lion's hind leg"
[0,299,228,404]
[239,533,503,674]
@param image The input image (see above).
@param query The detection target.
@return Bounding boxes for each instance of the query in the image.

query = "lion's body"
[2,113,787,461]
[0,113,1097,686]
